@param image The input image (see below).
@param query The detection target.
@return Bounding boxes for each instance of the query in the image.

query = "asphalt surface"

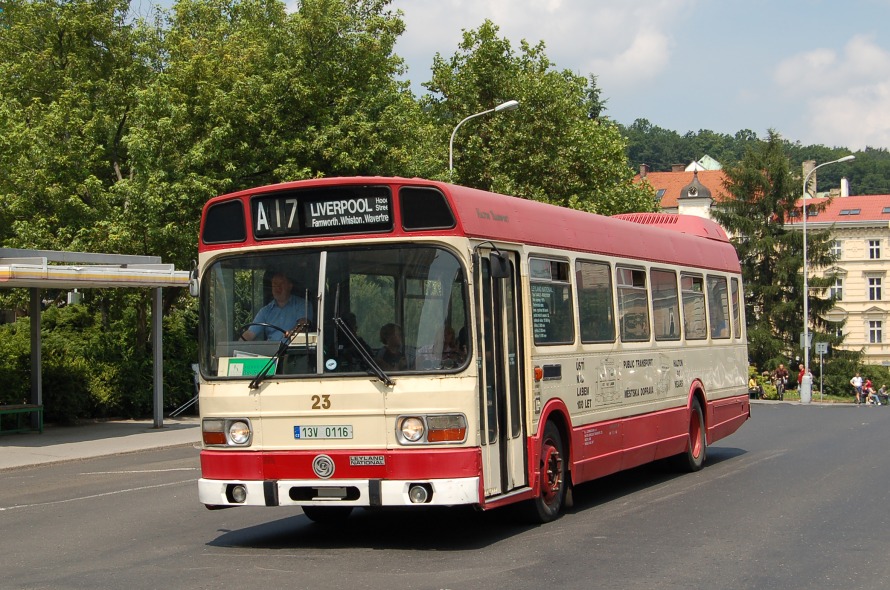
[0,398,848,471]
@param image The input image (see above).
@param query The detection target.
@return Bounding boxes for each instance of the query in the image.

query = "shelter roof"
[0,249,189,289]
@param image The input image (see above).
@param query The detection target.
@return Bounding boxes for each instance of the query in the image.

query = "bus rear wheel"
[671,397,706,472]
[523,421,566,523]
[301,505,353,524]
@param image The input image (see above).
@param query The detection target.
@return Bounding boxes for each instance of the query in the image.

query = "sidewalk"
[0,417,201,471]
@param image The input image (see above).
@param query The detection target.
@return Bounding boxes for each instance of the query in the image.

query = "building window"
[869,240,881,259]
[869,320,883,344]
[830,277,843,301]
[830,240,842,259]
[832,324,844,340]
[869,277,882,301]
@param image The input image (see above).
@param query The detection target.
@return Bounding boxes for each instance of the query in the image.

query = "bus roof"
[200,176,740,273]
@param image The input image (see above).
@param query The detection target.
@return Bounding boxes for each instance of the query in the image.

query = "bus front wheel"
[523,420,566,523]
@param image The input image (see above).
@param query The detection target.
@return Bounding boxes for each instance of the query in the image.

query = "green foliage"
[424,20,655,215]
[712,131,836,370]
[621,119,761,172]
[3,1,887,419]
[623,121,890,197]
[0,296,198,423]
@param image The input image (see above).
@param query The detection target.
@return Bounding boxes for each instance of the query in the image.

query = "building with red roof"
[634,164,728,218]
[786,193,890,366]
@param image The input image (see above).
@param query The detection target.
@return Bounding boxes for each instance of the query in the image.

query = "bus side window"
[616,266,650,342]
[651,268,680,341]
[731,277,742,339]
[681,274,707,340]
[576,259,615,343]
[530,258,574,345]
[707,275,730,339]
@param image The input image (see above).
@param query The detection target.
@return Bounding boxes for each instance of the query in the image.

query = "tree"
[423,20,654,215]
[121,0,436,270]
[0,0,156,253]
[711,130,837,371]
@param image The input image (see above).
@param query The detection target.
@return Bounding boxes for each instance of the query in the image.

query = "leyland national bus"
[195,176,750,523]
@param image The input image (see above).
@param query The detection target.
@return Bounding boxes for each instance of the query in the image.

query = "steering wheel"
[237,322,288,340]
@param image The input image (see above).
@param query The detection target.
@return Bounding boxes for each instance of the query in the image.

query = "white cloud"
[807,83,890,149]
[774,35,890,148]
[391,0,695,91]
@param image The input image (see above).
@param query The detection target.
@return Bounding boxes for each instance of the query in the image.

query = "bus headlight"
[202,418,252,447]
[228,420,252,445]
[396,414,467,444]
[399,417,425,442]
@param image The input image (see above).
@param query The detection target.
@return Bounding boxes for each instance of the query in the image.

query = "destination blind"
[251,186,393,239]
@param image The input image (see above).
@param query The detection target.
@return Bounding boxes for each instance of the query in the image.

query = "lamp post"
[801,154,855,403]
[449,100,519,178]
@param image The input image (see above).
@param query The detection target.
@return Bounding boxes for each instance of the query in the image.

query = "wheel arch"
[534,399,573,486]
[688,378,708,442]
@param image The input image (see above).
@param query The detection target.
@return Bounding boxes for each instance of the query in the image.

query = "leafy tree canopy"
[424,20,655,215]
[711,130,839,370]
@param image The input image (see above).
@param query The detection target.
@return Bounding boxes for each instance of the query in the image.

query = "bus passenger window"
[707,275,730,339]
[681,274,707,340]
[530,258,574,345]
[576,260,615,343]
[617,266,650,342]
[731,278,742,339]
[651,269,680,341]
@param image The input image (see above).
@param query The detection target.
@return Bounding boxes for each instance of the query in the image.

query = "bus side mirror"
[490,252,511,279]
[188,266,200,298]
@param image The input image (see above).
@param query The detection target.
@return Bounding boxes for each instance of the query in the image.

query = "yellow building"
[787,193,890,366]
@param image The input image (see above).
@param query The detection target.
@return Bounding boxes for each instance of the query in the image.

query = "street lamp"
[448,100,519,178]
[801,154,855,403]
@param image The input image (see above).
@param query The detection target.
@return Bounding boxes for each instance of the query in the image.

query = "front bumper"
[198,476,480,507]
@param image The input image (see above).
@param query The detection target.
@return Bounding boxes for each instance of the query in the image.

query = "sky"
[383,0,890,151]
[140,0,890,151]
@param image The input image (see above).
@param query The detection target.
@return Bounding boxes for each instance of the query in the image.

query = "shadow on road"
[208,445,747,551]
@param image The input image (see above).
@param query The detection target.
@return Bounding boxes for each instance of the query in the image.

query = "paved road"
[2,403,889,590]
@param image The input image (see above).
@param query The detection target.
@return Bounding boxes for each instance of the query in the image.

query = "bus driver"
[241,272,310,341]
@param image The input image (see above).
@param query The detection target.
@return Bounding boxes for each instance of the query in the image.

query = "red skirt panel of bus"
[200,447,482,481]
[567,395,749,485]
[707,395,750,442]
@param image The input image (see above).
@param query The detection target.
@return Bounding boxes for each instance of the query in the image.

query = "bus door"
[477,249,527,497]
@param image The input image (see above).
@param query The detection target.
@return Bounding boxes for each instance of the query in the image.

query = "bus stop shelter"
[0,248,190,428]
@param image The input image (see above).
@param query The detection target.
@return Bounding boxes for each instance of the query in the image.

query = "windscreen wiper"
[248,323,308,390]
[333,316,394,386]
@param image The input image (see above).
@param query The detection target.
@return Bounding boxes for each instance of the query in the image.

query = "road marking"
[0,478,196,511]
[79,468,199,475]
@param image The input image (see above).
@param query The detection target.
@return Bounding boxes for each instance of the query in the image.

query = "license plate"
[294,425,353,439]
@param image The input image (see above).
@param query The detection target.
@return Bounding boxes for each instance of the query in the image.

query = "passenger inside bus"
[415,324,465,370]
[376,323,408,370]
[337,312,372,368]
[241,271,312,341]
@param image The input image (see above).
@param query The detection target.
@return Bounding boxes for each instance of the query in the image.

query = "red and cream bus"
[195,176,750,523]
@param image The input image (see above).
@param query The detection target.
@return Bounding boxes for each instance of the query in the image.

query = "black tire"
[522,421,566,523]
[671,397,706,472]
[301,505,354,524]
